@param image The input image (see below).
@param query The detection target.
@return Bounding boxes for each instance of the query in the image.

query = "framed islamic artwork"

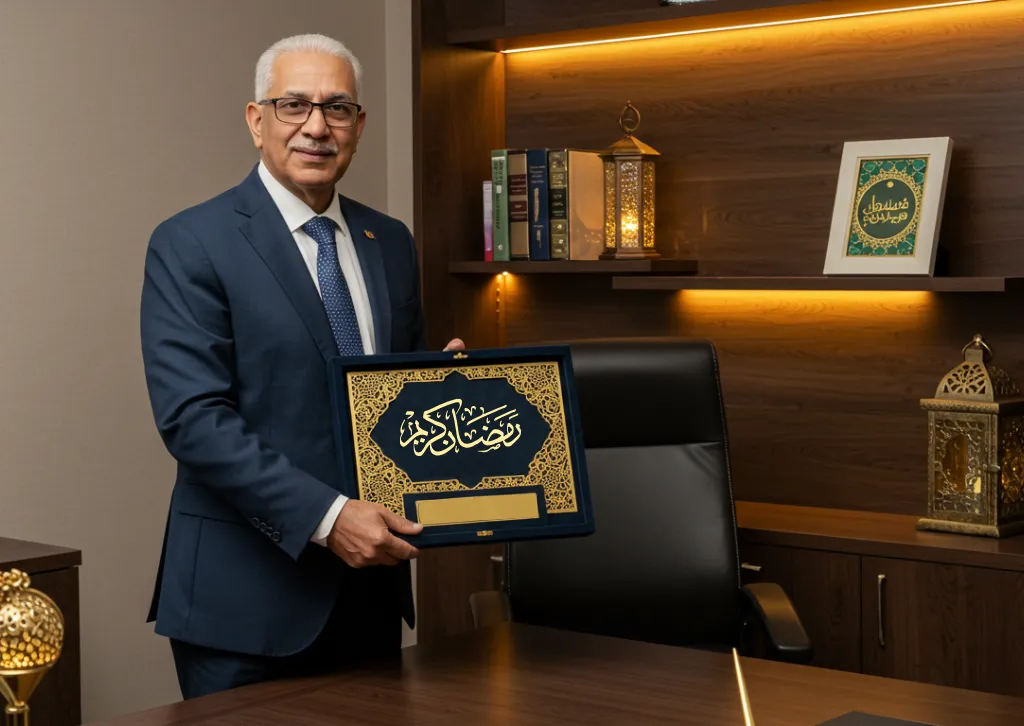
[823,137,953,276]
[326,345,594,548]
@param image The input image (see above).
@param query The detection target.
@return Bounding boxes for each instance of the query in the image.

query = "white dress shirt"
[257,160,375,547]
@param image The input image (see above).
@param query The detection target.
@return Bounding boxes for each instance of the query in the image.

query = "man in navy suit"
[140,33,462,700]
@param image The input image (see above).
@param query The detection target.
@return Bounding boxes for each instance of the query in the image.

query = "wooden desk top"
[89,623,1024,726]
[736,501,1024,572]
[0,536,81,573]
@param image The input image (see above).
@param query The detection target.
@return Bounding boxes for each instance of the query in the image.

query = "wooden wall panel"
[415,0,505,350]
[504,0,657,24]
[498,286,1024,514]
[444,0,506,31]
[488,0,1024,515]
[503,2,1024,275]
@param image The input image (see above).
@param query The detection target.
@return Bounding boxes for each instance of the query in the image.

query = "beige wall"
[0,0,413,721]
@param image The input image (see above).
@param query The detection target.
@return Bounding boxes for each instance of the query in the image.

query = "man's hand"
[444,338,465,352]
[327,499,422,568]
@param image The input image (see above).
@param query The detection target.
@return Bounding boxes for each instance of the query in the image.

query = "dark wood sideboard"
[0,537,82,726]
[737,501,1024,698]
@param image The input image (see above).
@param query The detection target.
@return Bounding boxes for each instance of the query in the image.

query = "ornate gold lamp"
[918,334,1024,537]
[600,101,660,260]
[0,570,64,726]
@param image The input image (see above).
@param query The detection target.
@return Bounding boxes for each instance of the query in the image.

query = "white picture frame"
[823,137,953,276]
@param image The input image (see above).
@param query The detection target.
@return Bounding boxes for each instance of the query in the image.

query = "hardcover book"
[548,149,604,261]
[527,149,550,260]
[547,150,569,259]
[327,346,595,548]
[490,150,510,262]
[508,151,530,259]
[483,180,493,261]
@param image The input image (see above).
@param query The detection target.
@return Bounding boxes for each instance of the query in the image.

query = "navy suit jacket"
[141,165,425,657]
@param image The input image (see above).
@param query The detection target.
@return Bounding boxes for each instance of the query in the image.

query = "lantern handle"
[962,334,992,361]
[619,101,641,136]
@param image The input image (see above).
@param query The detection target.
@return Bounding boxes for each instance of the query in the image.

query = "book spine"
[548,150,569,259]
[490,150,509,261]
[483,180,493,262]
[527,149,550,261]
[508,152,529,259]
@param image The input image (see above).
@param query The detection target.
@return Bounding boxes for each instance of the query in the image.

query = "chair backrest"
[506,337,743,649]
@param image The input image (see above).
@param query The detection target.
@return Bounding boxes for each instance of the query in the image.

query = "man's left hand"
[443,338,465,352]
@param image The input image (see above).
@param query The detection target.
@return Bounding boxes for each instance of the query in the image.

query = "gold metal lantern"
[0,570,64,726]
[918,334,1024,537]
[600,101,660,260]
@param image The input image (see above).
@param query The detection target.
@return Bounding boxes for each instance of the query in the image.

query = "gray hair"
[254,33,363,101]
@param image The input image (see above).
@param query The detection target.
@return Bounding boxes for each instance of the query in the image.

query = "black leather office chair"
[469,337,812,664]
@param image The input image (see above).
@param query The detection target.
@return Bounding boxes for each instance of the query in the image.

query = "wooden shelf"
[446,0,981,51]
[612,275,1020,292]
[737,501,1024,573]
[450,260,698,274]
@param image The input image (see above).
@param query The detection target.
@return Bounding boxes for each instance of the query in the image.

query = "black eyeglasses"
[258,97,362,128]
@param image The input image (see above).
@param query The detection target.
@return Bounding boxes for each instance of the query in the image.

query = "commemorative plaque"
[327,345,594,547]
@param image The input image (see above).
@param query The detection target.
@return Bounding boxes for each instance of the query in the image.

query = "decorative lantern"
[918,334,1024,537]
[0,569,64,726]
[600,101,660,260]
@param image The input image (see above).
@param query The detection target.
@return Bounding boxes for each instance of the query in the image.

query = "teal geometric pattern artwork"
[846,157,927,257]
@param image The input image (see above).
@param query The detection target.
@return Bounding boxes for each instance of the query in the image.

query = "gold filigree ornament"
[347,362,577,517]
[0,570,64,726]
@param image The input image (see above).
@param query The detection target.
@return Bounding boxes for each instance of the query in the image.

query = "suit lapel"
[340,195,392,355]
[235,167,339,362]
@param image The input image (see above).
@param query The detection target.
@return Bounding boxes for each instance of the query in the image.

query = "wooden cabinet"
[737,502,1024,699]
[0,537,81,726]
[740,543,861,673]
[417,543,504,643]
[420,502,1024,699]
[862,558,1024,697]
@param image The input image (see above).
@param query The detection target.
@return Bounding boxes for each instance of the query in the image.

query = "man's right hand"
[326,499,422,568]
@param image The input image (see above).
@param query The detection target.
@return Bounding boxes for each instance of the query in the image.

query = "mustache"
[288,140,339,154]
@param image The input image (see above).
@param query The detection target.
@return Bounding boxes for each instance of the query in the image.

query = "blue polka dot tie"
[302,216,365,356]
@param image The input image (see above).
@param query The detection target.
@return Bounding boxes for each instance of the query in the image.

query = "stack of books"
[484,148,605,262]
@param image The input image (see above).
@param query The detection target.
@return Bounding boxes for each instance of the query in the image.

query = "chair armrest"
[469,590,512,629]
[740,582,813,664]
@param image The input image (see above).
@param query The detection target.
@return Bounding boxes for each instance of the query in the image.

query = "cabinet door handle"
[489,555,505,563]
[877,573,886,647]
[740,563,762,572]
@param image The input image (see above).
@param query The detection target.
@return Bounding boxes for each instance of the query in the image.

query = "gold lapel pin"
[364,230,375,239]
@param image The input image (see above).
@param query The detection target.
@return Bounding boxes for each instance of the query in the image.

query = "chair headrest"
[565,337,727,448]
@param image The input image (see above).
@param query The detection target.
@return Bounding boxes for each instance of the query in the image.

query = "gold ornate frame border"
[344,361,578,517]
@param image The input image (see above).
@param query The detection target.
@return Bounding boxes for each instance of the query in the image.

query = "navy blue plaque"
[327,345,594,547]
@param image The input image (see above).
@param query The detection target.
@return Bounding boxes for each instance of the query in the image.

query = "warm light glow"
[502,271,509,276]
[674,289,936,325]
[500,0,999,54]
[621,218,639,234]
[678,289,932,304]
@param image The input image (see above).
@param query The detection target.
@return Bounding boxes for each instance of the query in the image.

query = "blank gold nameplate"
[416,492,540,527]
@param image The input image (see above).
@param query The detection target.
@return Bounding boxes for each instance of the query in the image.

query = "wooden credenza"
[0,537,82,726]
[737,502,1024,698]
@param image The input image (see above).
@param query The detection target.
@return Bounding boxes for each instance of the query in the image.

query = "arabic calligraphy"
[860,194,910,226]
[399,400,522,457]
